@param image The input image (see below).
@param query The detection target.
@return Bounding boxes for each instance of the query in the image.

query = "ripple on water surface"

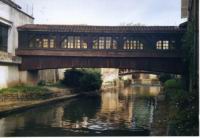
[0,85,160,136]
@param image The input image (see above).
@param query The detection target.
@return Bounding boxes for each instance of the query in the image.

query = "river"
[0,84,161,136]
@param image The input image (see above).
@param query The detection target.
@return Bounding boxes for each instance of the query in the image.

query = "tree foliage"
[164,20,199,135]
[62,68,102,92]
[165,83,199,136]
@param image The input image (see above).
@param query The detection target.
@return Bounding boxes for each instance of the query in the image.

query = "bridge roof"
[18,24,185,33]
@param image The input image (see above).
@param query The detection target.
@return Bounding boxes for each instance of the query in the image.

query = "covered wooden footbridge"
[16,24,186,74]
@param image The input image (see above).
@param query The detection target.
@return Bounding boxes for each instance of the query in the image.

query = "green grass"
[0,85,49,94]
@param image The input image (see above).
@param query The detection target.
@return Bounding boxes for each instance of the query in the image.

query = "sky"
[14,0,186,26]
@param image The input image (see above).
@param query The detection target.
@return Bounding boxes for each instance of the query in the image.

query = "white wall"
[57,69,66,80]
[101,68,119,85]
[0,65,20,88]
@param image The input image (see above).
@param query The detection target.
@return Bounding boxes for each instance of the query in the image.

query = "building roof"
[0,0,34,19]
[18,24,185,33]
[0,0,21,9]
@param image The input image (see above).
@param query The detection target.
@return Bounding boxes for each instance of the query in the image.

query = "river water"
[0,84,161,136]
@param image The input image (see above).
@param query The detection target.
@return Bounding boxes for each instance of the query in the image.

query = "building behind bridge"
[0,0,34,88]
[0,0,59,88]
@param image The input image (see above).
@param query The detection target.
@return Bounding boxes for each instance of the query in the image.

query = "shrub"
[164,79,182,89]
[62,68,102,92]
[167,89,199,136]
[62,69,84,87]
[80,72,102,91]
[164,78,199,135]
[37,80,46,86]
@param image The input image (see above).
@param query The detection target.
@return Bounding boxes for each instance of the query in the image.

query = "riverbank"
[150,88,168,136]
[0,86,79,118]
[0,94,79,117]
[163,79,198,136]
[0,67,104,119]
[151,78,199,136]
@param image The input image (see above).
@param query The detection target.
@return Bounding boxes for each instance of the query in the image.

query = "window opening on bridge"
[112,39,117,49]
[93,39,98,49]
[62,36,87,49]
[68,36,74,48]
[163,40,169,50]
[99,37,105,49]
[49,36,56,48]
[0,24,8,52]
[29,38,34,48]
[74,36,81,49]
[43,39,49,48]
[156,41,162,49]
[81,39,88,49]
[93,37,117,50]
[124,40,129,49]
[156,40,169,50]
[35,38,42,48]
[140,43,144,49]
[123,39,144,50]
[29,36,55,48]
[61,38,68,48]
[106,37,111,49]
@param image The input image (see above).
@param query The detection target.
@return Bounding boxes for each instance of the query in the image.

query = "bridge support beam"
[19,56,185,75]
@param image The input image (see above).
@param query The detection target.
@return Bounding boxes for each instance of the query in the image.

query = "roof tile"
[18,24,185,33]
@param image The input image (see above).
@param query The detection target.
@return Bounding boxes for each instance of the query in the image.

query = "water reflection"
[98,88,134,129]
[0,84,161,136]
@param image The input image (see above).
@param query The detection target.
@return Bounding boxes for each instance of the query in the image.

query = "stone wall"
[39,69,59,83]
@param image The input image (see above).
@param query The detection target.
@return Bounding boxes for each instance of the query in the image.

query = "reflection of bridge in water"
[119,68,161,85]
[16,24,185,74]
